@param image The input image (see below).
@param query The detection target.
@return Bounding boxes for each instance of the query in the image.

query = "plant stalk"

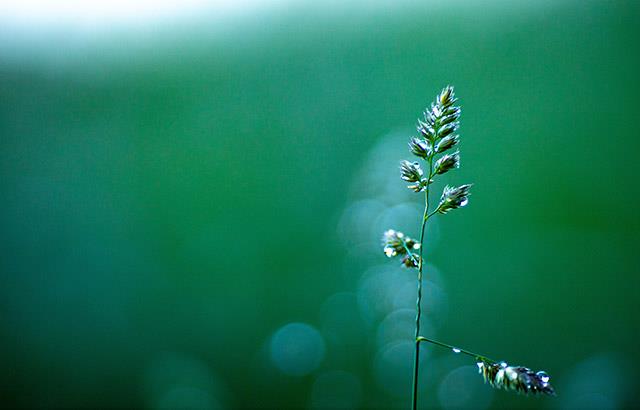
[411,161,433,410]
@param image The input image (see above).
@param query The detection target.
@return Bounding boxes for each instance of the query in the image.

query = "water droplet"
[459,198,469,207]
[536,371,550,383]
[412,243,421,250]
[452,348,461,353]
[498,361,508,368]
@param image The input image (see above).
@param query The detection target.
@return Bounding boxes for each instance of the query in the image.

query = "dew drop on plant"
[459,198,469,207]
[536,371,550,383]
[384,246,396,257]
[452,348,461,353]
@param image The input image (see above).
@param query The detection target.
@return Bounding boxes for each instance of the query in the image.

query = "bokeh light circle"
[270,322,325,376]
[560,352,629,410]
[374,340,428,398]
[143,352,227,410]
[437,365,493,410]
[376,308,433,350]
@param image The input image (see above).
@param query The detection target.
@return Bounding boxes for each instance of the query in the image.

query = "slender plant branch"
[417,336,497,364]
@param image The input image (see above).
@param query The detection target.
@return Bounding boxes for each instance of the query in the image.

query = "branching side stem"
[416,336,498,364]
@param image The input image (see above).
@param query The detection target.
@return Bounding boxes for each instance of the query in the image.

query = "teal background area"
[1,1,639,409]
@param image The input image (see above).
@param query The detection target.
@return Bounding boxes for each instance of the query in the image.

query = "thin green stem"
[417,336,498,364]
[411,159,434,410]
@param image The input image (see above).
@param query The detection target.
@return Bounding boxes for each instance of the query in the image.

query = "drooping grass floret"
[477,361,555,396]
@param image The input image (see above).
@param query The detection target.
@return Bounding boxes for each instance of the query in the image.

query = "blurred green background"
[1,0,639,409]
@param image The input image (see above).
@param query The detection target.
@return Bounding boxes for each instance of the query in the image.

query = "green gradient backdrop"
[1,1,639,409]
